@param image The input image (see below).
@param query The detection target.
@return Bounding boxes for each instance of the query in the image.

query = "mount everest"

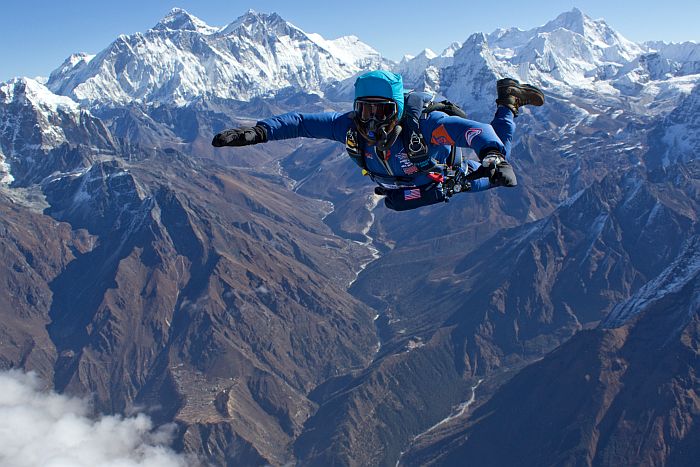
[46,8,386,105]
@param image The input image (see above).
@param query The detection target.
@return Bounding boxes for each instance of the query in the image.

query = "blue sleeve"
[423,113,505,157]
[464,159,493,192]
[257,111,352,144]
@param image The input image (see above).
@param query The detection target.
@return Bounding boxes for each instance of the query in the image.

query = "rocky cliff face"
[293,161,699,466]
[0,188,89,378]
[34,149,379,464]
[0,78,116,185]
[402,233,700,467]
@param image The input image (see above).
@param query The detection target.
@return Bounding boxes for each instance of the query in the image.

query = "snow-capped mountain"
[395,8,699,121]
[439,33,504,117]
[0,78,115,185]
[489,7,643,82]
[645,40,700,75]
[1,78,82,151]
[47,8,386,106]
[644,83,700,171]
[35,7,700,125]
[394,43,460,93]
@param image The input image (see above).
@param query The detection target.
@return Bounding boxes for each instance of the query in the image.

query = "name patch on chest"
[397,152,419,175]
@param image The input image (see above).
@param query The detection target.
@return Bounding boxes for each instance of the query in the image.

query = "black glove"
[491,160,517,187]
[212,125,268,147]
[469,150,517,187]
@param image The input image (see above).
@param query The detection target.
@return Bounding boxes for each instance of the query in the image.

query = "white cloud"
[0,370,190,467]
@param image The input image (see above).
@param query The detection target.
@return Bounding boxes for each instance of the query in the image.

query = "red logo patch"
[430,125,455,146]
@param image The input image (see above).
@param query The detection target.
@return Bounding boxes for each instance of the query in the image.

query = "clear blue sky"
[1,0,698,82]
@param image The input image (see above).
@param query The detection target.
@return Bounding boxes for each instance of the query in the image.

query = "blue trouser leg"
[460,106,516,192]
[490,106,516,159]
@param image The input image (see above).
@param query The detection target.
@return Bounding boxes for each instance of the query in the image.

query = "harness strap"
[400,95,467,169]
[345,127,409,183]
[345,127,367,172]
[401,92,429,163]
[424,100,467,119]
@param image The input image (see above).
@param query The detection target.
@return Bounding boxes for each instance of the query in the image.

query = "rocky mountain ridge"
[403,229,700,466]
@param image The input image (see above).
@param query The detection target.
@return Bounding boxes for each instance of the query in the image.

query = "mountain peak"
[152,8,217,34]
[544,8,588,35]
[542,8,638,51]
[46,8,384,105]
[242,9,284,22]
[219,10,288,36]
[441,42,462,57]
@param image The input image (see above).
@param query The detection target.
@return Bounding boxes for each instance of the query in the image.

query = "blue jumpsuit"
[257,106,516,209]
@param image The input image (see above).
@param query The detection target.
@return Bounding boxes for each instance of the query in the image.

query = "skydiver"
[212,70,544,211]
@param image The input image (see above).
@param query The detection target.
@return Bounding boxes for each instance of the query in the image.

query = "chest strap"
[345,127,367,172]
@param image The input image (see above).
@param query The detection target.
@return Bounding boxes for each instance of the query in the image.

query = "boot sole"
[498,79,545,106]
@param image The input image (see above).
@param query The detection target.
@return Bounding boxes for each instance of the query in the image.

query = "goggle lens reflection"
[354,99,397,122]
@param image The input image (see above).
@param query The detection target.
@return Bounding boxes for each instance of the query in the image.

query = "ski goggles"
[354,98,398,123]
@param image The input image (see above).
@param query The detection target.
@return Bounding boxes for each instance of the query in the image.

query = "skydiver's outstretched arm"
[212,112,353,147]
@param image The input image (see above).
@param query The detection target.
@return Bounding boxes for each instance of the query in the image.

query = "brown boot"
[496,78,545,117]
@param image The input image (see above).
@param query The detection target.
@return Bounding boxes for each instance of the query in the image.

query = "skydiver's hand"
[470,150,517,187]
[491,160,517,187]
[212,125,268,147]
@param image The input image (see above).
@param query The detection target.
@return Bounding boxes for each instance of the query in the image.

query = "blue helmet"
[353,71,405,148]
[354,70,405,119]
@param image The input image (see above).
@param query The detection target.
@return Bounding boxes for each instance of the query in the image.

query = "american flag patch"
[404,188,421,200]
